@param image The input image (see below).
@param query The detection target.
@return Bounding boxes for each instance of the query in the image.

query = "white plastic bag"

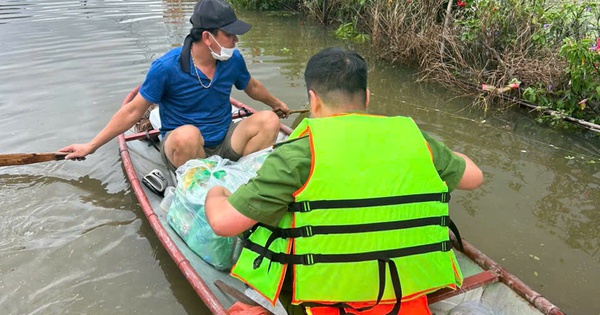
[166,149,272,270]
[448,301,495,315]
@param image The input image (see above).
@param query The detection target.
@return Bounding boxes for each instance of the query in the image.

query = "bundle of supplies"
[167,149,271,270]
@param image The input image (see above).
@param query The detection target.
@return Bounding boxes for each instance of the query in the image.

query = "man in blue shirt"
[61,0,289,170]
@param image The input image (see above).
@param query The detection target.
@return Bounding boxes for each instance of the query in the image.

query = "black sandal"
[142,169,167,196]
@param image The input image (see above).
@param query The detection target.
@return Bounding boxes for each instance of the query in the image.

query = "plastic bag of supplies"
[166,149,272,270]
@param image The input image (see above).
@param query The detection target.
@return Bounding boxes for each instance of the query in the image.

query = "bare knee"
[169,125,203,147]
[165,125,204,166]
[230,111,280,156]
[255,110,280,132]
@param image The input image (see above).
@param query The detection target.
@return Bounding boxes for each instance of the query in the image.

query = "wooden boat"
[118,87,565,315]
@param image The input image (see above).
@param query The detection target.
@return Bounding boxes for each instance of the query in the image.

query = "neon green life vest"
[231,114,463,309]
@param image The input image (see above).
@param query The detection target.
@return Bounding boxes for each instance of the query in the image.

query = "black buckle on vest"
[441,216,448,227]
[279,226,312,238]
[301,254,315,265]
[301,225,314,237]
[253,256,263,269]
[301,201,311,212]
[288,201,311,213]
[441,193,451,203]
[441,240,453,252]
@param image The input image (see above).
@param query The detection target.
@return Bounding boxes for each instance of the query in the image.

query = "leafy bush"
[236,0,600,125]
[334,21,370,43]
[229,0,299,11]
[558,38,600,120]
[523,2,600,123]
[437,0,600,124]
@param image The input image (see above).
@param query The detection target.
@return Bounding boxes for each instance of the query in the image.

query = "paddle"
[288,109,309,114]
[0,152,68,167]
[274,108,309,118]
[214,280,260,307]
[126,108,309,142]
[291,110,310,129]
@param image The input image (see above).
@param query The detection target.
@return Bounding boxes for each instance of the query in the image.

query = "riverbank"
[237,0,600,132]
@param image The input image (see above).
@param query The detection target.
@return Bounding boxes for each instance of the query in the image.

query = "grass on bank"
[232,0,600,130]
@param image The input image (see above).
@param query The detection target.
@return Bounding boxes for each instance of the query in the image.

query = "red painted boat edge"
[459,238,566,315]
[117,86,228,315]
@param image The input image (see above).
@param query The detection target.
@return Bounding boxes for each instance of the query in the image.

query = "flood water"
[0,1,598,314]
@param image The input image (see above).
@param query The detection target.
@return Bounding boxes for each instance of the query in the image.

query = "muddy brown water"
[0,1,598,314]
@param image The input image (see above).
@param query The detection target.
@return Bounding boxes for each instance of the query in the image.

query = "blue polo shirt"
[139,47,251,147]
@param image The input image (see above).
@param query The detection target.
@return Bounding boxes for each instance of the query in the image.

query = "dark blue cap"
[190,0,251,35]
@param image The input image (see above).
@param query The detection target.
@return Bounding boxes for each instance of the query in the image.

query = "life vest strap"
[288,192,450,213]
[249,240,453,268]
[265,216,450,239]
[257,217,464,254]
[449,218,464,252]
[304,259,404,315]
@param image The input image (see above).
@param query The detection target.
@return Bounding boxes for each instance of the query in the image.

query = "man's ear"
[308,90,320,117]
[202,31,212,45]
[365,88,370,110]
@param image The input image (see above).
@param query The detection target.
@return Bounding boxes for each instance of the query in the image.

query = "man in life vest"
[205,47,483,315]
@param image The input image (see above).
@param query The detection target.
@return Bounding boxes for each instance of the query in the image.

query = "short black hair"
[304,47,367,108]
[189,28,218,42]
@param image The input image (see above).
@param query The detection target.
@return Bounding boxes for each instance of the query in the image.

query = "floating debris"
[529,254,541,260]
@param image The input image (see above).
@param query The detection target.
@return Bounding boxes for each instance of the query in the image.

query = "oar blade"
[0,152,68,167]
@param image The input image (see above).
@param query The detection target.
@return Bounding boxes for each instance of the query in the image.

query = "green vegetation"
[334,21,370,43]
[231,0,600,128]
[231,0,291,10]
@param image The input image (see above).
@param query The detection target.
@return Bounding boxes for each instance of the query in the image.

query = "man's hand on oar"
[274,108,309,118]
[273,108,289,119]
[58,143,95,161]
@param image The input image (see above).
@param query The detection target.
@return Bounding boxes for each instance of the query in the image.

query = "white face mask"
[208,33,235,61]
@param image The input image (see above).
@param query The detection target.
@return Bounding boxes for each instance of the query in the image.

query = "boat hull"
[118,87,564,315]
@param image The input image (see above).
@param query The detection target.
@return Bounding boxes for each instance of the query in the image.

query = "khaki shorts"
[160,121,242,172]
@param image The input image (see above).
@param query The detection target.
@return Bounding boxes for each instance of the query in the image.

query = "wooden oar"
[288,109,309,114]
[0,152,68,167]
[214,280,260,307]
[274,108,309,118]
[125,108,310,142]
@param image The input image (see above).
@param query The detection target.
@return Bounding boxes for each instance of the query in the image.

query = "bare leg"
[230,110,280,156]
[164,125,206,168]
